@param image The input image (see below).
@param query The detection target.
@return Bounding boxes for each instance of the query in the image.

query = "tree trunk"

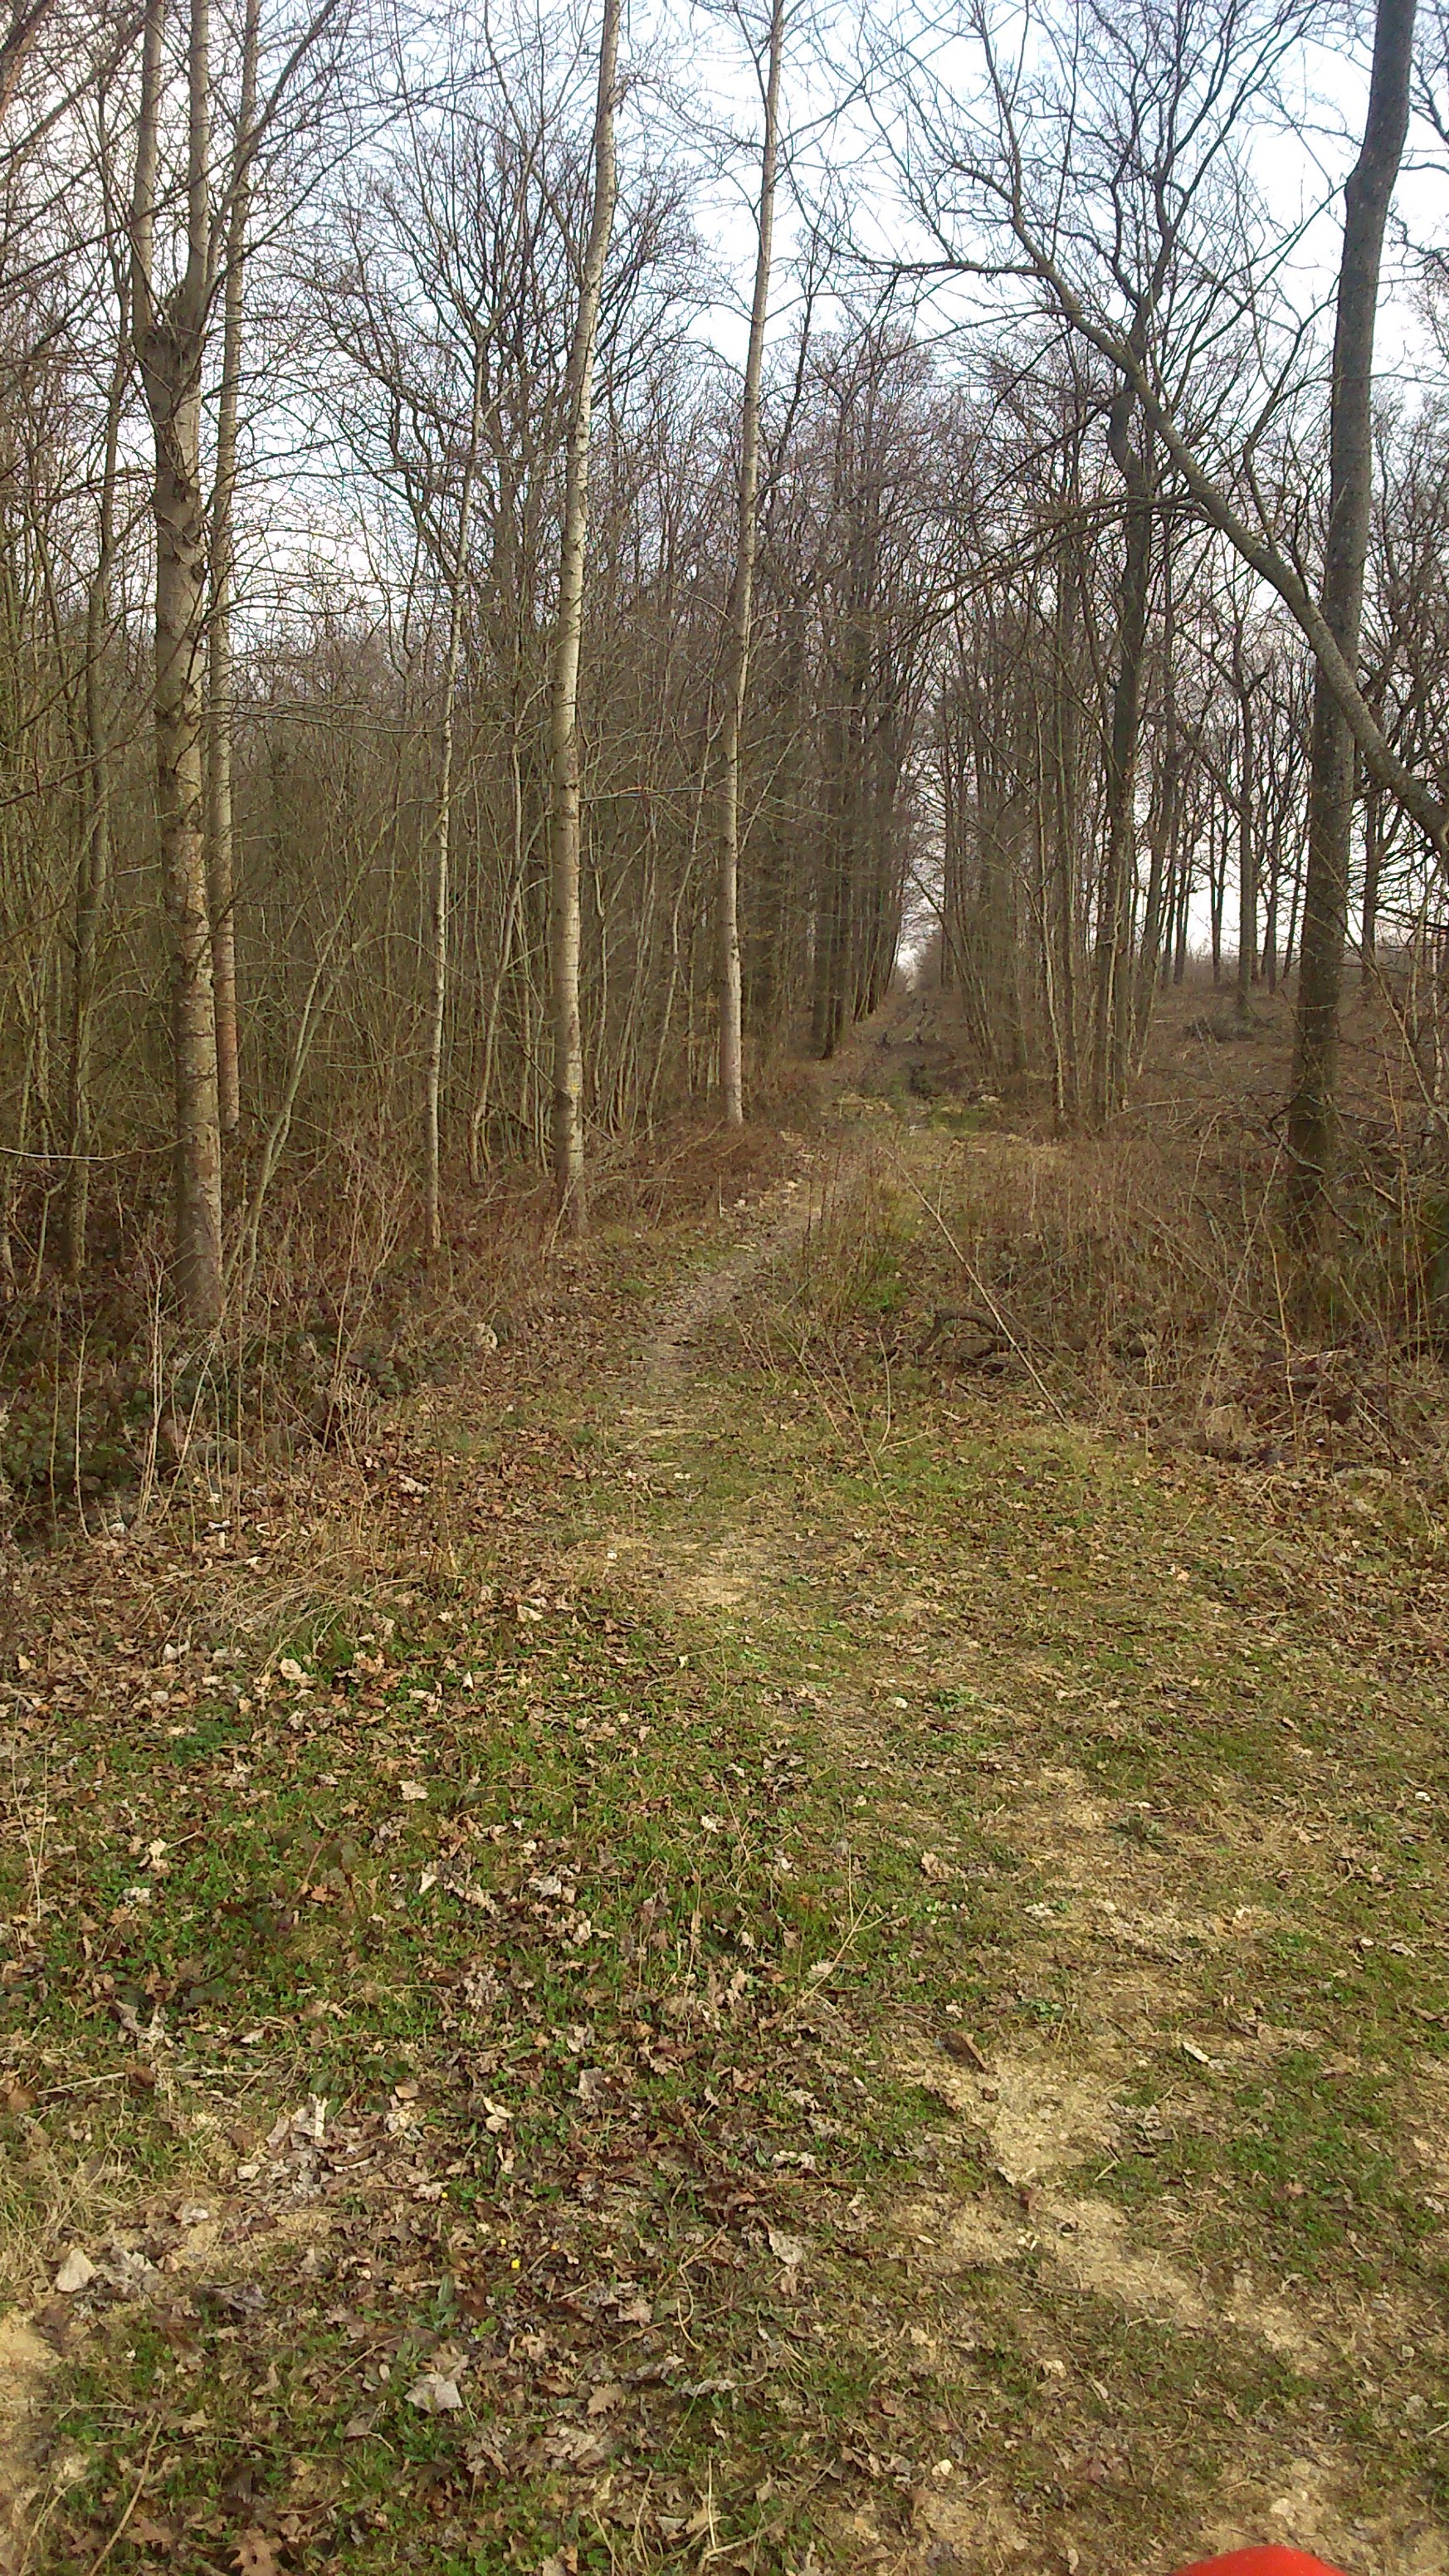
[548,0,621,1232]
[1134,540,1176,1057]
[1051,544,1082,1119]
[1236,687,1256,1021]
[1286,0,1415,1266]
[63,295,129,1282]
[717,0,783,1126]
[205,0,259,1140]
[1283,833,1305,979]
[1172,837,1190,983]
[132,0,224,1327]
[1090,385,1153,1122]
[1360,785,1382,974]
[424,358,484,1253]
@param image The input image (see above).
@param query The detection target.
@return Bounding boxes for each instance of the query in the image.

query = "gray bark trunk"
[548,0,621,1232]
[205,0,259,1140]
[133,0,224,1327]
[1286,0,1415,1265]
[717,0,783,1127]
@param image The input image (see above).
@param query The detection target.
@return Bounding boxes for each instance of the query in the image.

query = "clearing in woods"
[2,1014,1448,2576]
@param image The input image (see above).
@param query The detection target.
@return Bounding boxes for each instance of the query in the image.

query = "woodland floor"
[3,997,1449,2576]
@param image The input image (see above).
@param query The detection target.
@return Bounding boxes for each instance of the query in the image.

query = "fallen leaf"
[278,1658,305,1683]
[939,2028,988,2071]
[55,2247,95,2294]
[544,2423,615,2469]
[400,1779,427,1803]
[232,2534,279,2576]
[587,2382,626,2416]
[767,2227,807,2269]
[406,2370,463,2413]
[465,2429,510,2475]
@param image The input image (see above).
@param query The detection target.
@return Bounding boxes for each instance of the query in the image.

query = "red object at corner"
[1173,2554,1347,2576]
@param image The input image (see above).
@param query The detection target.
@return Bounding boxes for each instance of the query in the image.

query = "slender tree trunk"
[132,0,224,1326]
[547,0,621,1232]
[1051,546,1081,1119]
[205,0,259,1139]
[1090,385,1153,1121]
[470,714,527,1183]
[1263,849,1280,992]
[1284,833,1305,979]
[1361,785,1382,974]
[1134,542,1175,1056]
[1209,803,1225,983]
[1236,690,1256,1021]
[424,359,484,1253]
[63,296,129,1282]
[1172,838,1190,983]
[717,0,783,1126]
[1286,0,1415,1266]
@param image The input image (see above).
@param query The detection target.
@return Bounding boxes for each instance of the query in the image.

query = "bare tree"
[131,0,226,1325]
[549,0,622,1229]
[1286,0,1417,1264]
[205,0,260,1139]
[717,0,784,1126]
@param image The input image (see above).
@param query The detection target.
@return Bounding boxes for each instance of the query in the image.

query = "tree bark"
[1051,539,1082,1119]
[1360,785,1382,974]
[424,357,484,1253]
[205,0,259,1140]
[132,0,224,1327]
[1090,384,1152,1122]
[1286,0,1415,1266]
[548,0,621,1232]
[63,282,129,1282]
[717,0,784,1127]
[1236,682,1256,1022]
[1134,537,1175,1057]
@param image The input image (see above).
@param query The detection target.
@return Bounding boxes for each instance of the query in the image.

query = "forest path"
[4,1093,1449,2576]
[564,1098,1449,2576]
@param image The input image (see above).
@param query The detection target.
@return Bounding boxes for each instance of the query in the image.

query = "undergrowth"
[0,1121,798,1544]
[742,1120,1449,1471]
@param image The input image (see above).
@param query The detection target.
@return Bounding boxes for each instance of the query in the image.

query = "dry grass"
[738,979,1449,1476]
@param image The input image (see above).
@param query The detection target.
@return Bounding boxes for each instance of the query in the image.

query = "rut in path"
[634,998,910,1422]
[639,1167,823,1402]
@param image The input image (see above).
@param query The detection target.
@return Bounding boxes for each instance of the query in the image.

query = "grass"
[3,1103,1449,2572]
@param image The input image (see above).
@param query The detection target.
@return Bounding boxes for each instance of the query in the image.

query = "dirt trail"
[637,1006,897,1411]
[637,1164,822,1405]
[594,1109,1449,2576]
